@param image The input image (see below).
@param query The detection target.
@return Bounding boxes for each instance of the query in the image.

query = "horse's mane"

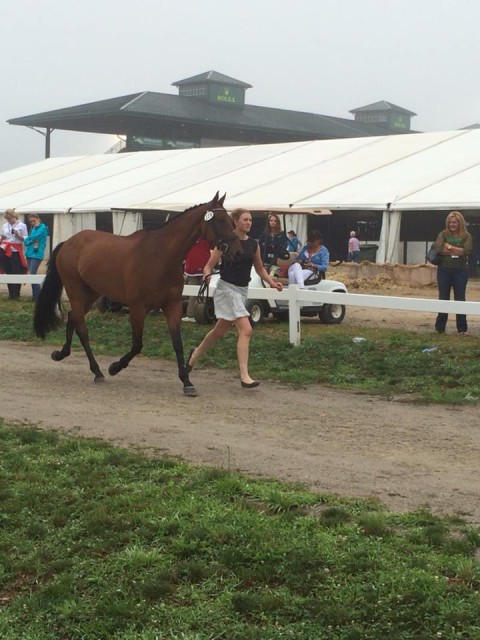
[143,201,211,232]
[183,200,210,214]
[143,216,178,232]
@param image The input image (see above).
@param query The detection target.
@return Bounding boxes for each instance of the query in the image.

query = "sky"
[2,0,480,173]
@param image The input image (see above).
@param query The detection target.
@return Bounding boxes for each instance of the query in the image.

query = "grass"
[1,299,480,404]
[0,421,479,639]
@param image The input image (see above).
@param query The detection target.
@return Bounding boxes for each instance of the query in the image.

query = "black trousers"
[0,249,24,299]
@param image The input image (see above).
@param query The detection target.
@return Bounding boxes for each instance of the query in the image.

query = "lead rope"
[197,279,209,304]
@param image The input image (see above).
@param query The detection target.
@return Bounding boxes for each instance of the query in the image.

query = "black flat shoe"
[186,348,195,373]
[241,380,260,388]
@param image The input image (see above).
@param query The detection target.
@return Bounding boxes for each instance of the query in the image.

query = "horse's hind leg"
[51,311,75,361]
[108,305,145,376]
[69,295,105,383]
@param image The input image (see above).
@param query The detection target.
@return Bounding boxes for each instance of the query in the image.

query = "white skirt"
[213,279,249,321]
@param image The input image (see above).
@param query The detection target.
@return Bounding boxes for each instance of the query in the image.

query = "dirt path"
[1,334,479,524]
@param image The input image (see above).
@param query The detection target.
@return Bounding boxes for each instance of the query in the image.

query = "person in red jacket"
[182,238,211,322]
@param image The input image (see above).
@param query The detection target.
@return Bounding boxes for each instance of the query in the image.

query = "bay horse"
[33,192,241,396]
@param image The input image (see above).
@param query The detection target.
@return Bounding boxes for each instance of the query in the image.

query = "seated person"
[288,230,329,287]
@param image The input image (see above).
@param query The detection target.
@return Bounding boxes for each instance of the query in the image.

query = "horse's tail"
[33,243,65,339]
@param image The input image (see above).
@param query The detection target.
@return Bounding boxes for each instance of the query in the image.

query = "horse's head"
[201,192,243,261]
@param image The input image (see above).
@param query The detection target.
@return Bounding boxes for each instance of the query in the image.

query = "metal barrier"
[3,275,480,347]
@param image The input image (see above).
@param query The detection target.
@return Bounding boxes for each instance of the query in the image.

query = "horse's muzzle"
[216,240,230,253]
[217,235,242,261]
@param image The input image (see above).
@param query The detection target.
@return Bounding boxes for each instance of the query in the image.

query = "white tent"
[1,129,480,259]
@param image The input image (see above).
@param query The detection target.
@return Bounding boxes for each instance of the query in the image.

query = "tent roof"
[1,129,480,214]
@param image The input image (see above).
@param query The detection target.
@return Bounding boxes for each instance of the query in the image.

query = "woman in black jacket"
[258,213,289,267]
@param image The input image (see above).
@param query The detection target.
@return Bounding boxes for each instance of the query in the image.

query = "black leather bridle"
[206,208,237,256]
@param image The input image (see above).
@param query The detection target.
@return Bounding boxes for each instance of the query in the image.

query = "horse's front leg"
[108,306,145,376]
[164,300,197,397]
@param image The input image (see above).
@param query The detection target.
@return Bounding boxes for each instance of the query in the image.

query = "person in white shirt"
[0,209,28,299]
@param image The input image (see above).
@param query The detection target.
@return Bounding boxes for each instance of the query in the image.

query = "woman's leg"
[452,269,468,333]
[435,268,451,333]
[288,263,313,287]
[1,253,14,299]
[288,262,304,286]
[27,257,42,300]
[9,253,23,299]
[188,318,232,367]
[234,316,254,383]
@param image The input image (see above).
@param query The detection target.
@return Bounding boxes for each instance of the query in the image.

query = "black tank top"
[220,237,258,287]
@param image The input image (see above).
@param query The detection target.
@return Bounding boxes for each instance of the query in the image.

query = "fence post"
[288,285,301,346]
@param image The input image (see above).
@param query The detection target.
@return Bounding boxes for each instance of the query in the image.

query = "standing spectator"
[347,231,361,262]
[287,229,301,253]
[182,238,211,322]
[258,213,289,266]
[0,209,28,300]
[434,210,473,336]
[24,214,49,301]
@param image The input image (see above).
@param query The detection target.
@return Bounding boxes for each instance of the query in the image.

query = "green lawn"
[0,422,479,640]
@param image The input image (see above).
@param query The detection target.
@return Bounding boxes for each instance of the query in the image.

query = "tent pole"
[26,126,54,159]
[45,128,51,158]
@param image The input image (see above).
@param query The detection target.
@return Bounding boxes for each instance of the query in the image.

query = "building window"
[179,84,207,97]
[357,113,388,123]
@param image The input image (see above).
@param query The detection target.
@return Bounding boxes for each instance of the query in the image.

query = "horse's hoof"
[183,385,198,397]
[94,375,105,384]
[51,350,63,361]
[108,362,121,376]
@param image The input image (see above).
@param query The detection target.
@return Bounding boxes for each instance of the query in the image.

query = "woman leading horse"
[33,192,241,396]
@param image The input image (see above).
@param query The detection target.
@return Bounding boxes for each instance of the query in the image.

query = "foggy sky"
[2,0,479,173]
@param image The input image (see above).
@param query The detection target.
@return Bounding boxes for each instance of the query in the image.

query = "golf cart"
[193,250,347,326]
[191,206,346,325]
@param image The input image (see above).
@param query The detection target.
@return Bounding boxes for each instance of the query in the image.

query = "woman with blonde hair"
[24,214,49,301]
[434,210,473,335]
[0,209,28,299]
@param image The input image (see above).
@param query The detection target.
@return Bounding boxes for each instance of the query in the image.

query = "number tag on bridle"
[204,211,214,221]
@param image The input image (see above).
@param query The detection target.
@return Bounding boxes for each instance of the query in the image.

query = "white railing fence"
[3,275,480,346]
[184,284,480,346]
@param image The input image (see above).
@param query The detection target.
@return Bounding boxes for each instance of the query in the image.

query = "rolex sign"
[209,85,244,107]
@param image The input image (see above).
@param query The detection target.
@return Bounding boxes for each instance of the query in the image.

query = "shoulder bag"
[426,243,442,266]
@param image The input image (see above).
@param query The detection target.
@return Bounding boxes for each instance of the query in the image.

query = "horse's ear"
[212,191,220,204]
[218,192,226,207]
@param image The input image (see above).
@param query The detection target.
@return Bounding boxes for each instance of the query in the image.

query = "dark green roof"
[172,70,252,89]
[8,91,391,139]
[350,100,416,116]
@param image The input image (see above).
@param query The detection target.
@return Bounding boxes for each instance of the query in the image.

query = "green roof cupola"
[172,70,252,108]
[350,100,416,132]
